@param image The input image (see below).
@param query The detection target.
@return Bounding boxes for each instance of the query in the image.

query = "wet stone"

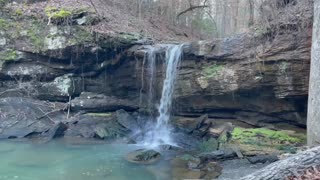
[125,149,161,164]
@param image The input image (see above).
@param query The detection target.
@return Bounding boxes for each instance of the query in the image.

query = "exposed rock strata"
[0,4,312,140]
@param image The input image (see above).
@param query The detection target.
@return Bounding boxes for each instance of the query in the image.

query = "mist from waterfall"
[140,44,184,148]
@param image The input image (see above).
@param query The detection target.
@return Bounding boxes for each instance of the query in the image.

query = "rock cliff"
[0,1,312,140]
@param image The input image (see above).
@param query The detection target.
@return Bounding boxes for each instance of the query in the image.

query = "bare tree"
[307,0,320,146]
[176,0,209,19]
[248,0,254,27]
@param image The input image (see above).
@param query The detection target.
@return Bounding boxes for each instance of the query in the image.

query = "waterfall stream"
[141,44,184,147]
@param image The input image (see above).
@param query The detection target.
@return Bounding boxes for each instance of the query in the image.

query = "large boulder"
[125,149,161,164]
[64,112,129,139]
[0,97,64,139]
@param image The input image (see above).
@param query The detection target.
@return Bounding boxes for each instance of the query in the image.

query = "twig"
[0,88,22,97]
[37,107,56,123]
[177,0,209,19]
[67,96,71,119]
[89,0,100,16]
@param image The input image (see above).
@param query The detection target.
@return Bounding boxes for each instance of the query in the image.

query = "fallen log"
[241,146,320,180]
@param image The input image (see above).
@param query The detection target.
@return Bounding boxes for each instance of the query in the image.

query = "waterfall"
[138,46,157,116]
[146,46,156,116]
[142,44,184,147]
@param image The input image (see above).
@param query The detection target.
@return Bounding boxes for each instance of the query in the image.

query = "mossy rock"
[0,18,9,30]
[45,7,72,19]
[202,64,223,78]
[230,127,306,155]
[198,138,219,152]
[45,6,98,26]
[98,33,140,49]
[126,149,161,165]
[0,49,18,61]
[232,127,305,144]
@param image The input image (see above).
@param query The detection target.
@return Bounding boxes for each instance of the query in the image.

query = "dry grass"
[286,166,320,180]
[257,0,313,35]
[6,0,197,43]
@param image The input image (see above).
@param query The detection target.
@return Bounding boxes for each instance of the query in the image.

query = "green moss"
[203,64,223,78]
[0,18,9,30]
[27,29,44,52]
[232,127,305,144]
[0,49,18,61]
[45,7,72,19]
[229,127,306,155]
[87,113,112,117]
[14,9,23,16]
[0,0,8,7]
[198,138,219,152]
[25,20,46,52]
[277,145,297,154]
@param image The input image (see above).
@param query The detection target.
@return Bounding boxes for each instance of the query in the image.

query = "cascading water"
[146,46,157,116]
[142,44,184,147]
[138,46,157,116]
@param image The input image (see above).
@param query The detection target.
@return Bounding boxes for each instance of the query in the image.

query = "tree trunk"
[308,0,320,146]
[233,0,239,33]
[248,0,254,27]
[240,146,320,180]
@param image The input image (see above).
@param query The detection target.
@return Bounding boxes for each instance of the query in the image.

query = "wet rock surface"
[71,92,139,113]
[198,149,238,162]
[0,97,62,139]
[64,110,134,140]
[217,159,270,180]
[171,154,222,180]
[0,97,138,142]
[247,154,279,164]
[126,149,161,164]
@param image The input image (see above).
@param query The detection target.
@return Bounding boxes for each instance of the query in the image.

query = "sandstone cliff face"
[0,4,312,139]
[128,30,311,128]
[174,31,311,127]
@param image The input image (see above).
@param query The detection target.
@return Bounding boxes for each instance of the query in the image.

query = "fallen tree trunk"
[240,146,320,180]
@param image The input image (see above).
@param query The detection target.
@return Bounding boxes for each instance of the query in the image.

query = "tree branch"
[177,5,209,19]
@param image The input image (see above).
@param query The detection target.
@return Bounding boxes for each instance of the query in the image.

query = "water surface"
[0,140,170,180]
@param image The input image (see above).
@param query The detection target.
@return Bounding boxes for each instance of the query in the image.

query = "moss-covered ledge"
[0,7,144,61]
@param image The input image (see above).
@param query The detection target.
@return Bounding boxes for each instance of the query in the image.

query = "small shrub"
[202,64,223,78]
[14,9,23,16]
[45,7,72,19]
[0,49,18,61]
[0,18,9,30]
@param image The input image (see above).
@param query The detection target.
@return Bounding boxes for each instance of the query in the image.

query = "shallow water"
[0,140,171,180]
